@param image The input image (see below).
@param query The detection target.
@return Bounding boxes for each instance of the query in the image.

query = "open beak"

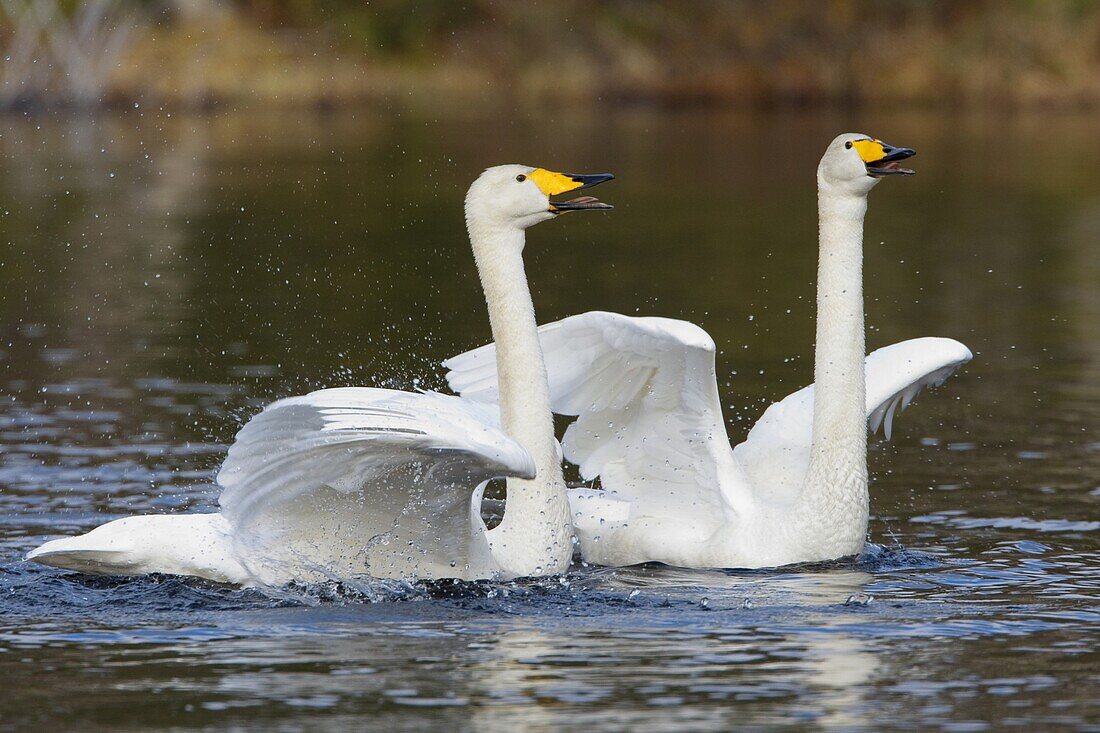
[550,195,614,212]
[527,169,615,213]
[551,173,615,212]
[855,139,916,177]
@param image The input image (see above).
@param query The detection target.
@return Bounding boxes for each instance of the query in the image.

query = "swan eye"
[516,174,527,182]
[845,141,853,150]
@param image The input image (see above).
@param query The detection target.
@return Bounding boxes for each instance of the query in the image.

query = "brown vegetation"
[6,0,1100,110]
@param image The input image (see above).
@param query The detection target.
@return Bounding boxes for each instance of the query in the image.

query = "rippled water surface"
[1,108,1097,731]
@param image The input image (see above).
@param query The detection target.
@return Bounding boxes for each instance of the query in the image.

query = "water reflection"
[1,571,890,729]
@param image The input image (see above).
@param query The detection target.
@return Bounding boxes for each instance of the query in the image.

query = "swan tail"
[25,513,250,585]
[26,535,140,575]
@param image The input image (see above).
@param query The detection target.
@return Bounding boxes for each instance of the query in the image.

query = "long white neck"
[466,217,572,577]
[797,183,870,553]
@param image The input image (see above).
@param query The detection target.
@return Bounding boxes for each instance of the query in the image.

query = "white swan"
[27,164,614,586]
[445,134,973,570]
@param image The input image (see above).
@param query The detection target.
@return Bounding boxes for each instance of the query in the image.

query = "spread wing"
[216,387,534,584]
[446,312,740,531]
[732,337,973,505]
[448,316,971,528]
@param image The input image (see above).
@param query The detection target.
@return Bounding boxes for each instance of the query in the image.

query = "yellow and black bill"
[527,169,615,212]
[851,139,916,177]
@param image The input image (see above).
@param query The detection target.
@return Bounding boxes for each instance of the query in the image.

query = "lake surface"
[0,106,1097,731]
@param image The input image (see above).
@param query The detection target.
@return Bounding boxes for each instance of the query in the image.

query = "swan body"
[28,165,614,585]
[446,134,973,570]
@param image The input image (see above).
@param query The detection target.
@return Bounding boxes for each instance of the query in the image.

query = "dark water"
[0,107,1097,731]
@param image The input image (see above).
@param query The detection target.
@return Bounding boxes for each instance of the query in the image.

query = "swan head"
[818,133,915,196]
[465,164,614,230]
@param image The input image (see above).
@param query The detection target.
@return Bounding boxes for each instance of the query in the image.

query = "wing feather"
[216,387,533,583]
[448,321,971,528]
[446,313,738,529]
[733,337,972,504]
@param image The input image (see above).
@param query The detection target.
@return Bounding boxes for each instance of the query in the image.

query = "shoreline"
[5,3,1100,114]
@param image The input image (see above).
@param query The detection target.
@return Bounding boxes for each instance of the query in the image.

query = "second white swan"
[446,134,973,570]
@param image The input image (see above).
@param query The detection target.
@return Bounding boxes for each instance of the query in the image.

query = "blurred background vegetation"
[2,0,1100,110]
